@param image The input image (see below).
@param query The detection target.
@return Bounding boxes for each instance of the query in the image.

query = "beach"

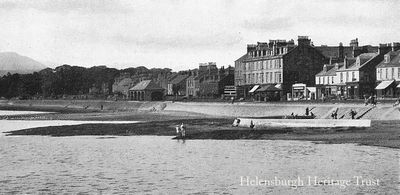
[1,100,400,148]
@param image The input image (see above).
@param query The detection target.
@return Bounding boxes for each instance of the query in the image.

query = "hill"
[0,52,47,76]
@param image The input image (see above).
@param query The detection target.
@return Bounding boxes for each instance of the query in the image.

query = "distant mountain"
[0,52,47,76]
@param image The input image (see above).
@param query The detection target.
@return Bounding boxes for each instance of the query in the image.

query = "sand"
[1,100,400,149]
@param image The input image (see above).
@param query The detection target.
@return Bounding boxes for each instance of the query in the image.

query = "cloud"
[0,0,132,13]
[241,17,294,32]
[0,0,399,70]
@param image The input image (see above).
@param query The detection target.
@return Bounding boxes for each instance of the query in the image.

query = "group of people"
[349,109,358,119]
[175,123,186,138]
[330,108,357,119]
[305,107,315,117]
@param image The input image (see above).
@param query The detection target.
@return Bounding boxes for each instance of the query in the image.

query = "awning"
[249,85,260,93]
[307,87,316,93]
[397,83,400,88]
[292,83,306,87]
[256,85,281,92]
[375,80,394,90]
[275,84,282,89]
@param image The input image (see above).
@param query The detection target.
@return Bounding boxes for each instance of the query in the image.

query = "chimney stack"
[334,63,339,70]
[344,57,349,69]
[392,42,400,52]
[297,36,311,46]
[350,38,359,48]
[378,43,391,54]
[338,42,344,61]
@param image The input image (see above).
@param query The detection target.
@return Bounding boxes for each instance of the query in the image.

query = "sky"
[0,0,399,71]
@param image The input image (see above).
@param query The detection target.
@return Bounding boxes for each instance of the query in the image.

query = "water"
[0,120,139,137]
[0,110,53,116]
[0,113,399,194]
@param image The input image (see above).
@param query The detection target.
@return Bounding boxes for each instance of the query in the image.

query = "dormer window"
[384,55,390,63]
[356,58,360,66]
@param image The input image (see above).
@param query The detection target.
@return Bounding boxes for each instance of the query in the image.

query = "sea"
[0,110,398,194]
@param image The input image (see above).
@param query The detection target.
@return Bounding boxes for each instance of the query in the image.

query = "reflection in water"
[0,110,52,116]
[0,134,398,194]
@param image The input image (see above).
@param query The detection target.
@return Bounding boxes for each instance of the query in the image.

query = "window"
[346,72,349,82]
[352,72,355,81]
[384,55,390,63]
[340,72,343,83]
[243,74,246,83]
[275,72,279,83]
[385,68,388,79]
[260,73,264,83]
[247,74,251,84]
[379,69,382,80]
[278,73,282,83]
[266,72,269,83]
[252,73,255,83]
[392,68,394,79]
[256,73,259,83]
[318,77,320,84]
[398,68,400,79]
[323,77,325,84]
[270,72,273,83]
[331,76,334,84]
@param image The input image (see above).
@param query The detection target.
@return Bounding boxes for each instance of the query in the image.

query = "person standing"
[372,95,377,106]
[249,120,255,129]
[350,109,357,119]
[305,107,309,116]
[176,125,181,136]
[180,123,186,138]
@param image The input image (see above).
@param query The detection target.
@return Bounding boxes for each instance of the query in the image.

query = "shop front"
[255,85,281,101]
[376,80,399,98]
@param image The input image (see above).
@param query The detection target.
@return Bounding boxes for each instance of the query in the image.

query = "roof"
[337,58,356,71]
[346,53,378,70]
[315,46,353,59]
[375,80,395,90]
[169,74,188,84]
[129,80,164,91]
[167,73,178,80]
[117,78,133,86]
[235,54,248,63]
[316,64,337,76]
[249,85,259,93]
[376,50,400,68]
[256,85,281,92]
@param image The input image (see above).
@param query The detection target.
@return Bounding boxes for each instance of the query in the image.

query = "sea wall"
[164,102,400,120]
[1,100,399,120]
[0,100,166,112]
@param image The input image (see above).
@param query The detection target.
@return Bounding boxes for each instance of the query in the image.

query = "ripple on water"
[0,134,398,194]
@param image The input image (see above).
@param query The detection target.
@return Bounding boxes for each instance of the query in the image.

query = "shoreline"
[1,101,400,149]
